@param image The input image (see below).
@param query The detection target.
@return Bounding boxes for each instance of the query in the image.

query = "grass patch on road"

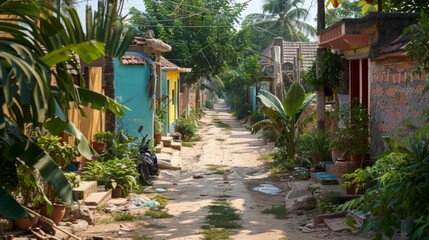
[145,206,174,219]
[257,152,275,161]
[261,205,288,219]
[113,212,138,221]
[152,194,174,207]
[182,142,193,147]
[132,235,153,240]
[202,199,241,230]
[206,164,228,174]
[201,228,233,240]
[212,117,231,129]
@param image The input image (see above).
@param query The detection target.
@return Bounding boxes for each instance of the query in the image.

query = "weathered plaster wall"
[370,56,429,154]
[114,59,153,139]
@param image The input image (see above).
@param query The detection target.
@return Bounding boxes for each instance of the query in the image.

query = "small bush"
[175,117,197,142]
[204,100,214,109]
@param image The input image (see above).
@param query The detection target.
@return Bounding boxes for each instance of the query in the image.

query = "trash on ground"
[253,183,281,195]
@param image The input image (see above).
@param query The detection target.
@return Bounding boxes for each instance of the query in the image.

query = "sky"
[75,0,317,29]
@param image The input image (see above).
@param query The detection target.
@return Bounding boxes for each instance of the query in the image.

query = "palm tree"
[0,0,135,219]
[242,0,315,41]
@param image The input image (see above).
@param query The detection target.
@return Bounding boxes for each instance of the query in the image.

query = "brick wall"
[370,56,429,154]
[179,84,198,116]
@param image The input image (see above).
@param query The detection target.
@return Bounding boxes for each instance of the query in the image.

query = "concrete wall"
[114,59,153,139]
[370,56,429,154]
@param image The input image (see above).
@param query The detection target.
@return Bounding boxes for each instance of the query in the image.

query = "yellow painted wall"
[68,67,104,163]
[167,71,180,126]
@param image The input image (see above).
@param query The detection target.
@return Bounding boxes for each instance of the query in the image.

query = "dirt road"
[81,100,370,240]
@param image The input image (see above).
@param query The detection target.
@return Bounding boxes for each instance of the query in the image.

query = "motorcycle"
[136,126,159,186]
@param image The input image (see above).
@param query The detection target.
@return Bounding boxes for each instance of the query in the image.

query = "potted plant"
[347,103,370,168]
[37,134,77,224]
[81,157,138,197]
[303,130,331,165]
[92,131,114,153]
[153,113,163,145]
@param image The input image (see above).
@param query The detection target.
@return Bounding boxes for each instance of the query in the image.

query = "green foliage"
[304,49,343,92]
[82,158,138,196]
[261,205,288,219]
[64,172,81,188]
[241,0,315,44]
[99,130,139,161]
[404,11,429,94]
[0,0,135,219]
[318,192,341,214]
[222,54,262,120]
[175,117,198,142]
[382,0,429,13]
[37,135,77,169]
[299,131,331,164]
[339,130,429,239]
[93,131,115,144]
[329,103,369,156]
[130,0,245,84]
[322,0,363,27]
[252,84,316,162]
[204,100,214,109]
[152,195,174,208]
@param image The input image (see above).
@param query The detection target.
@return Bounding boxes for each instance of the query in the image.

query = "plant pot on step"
[154,133,162,145]
[92,141,106,154]
[111,187,123,198]
[40,203,67,225]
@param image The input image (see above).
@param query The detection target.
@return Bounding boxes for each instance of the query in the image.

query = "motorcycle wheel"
[138,162,152,186]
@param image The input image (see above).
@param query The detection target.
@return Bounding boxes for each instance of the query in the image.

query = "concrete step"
[161,136,173,147]
[73,181,97,200]
[154,142,163,153]
[171,141,181,151]
[84,189,112,206]
[312,172,338,185]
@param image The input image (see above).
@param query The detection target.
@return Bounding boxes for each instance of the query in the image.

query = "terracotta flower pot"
[111,187,123,198]
[40,203,66,225]
[14,215,39,230]
[154,133,162,145]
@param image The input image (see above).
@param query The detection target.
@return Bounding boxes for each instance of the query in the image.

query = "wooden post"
[272,46,283,100]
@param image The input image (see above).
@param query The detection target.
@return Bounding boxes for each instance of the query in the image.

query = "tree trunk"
[104,56,116,132]
[316,0,326,131]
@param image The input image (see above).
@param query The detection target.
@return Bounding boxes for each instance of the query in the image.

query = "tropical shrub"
[252,83,316,163]
[175,117,198,142]
[339,133,429,239]
[82,158,138,196]
[0,0,135,218]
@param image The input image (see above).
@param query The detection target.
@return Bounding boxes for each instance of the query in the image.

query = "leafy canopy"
[128,0,245,84]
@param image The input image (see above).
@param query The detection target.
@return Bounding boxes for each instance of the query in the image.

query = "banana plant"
[0,0,135,218]
[252,83,316,160]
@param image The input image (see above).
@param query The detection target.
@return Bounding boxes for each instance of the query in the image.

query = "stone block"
[73,181,97,200]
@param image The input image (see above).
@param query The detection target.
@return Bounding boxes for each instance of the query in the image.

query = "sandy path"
[81,100,371,240]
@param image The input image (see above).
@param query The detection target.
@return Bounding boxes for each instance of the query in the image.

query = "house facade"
[114,51,154,138]
[160,56,191,134]
[318,12,429,154]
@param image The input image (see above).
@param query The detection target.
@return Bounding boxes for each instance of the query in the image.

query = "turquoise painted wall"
[161,72,168,135]
[114,59,153,140]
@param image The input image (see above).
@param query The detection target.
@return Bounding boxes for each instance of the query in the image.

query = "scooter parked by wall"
[136,126,159,186]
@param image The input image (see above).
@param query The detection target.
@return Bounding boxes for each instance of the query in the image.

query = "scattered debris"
[286,195,318,213]
[155,187,167,193]
[253,184,282,196]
